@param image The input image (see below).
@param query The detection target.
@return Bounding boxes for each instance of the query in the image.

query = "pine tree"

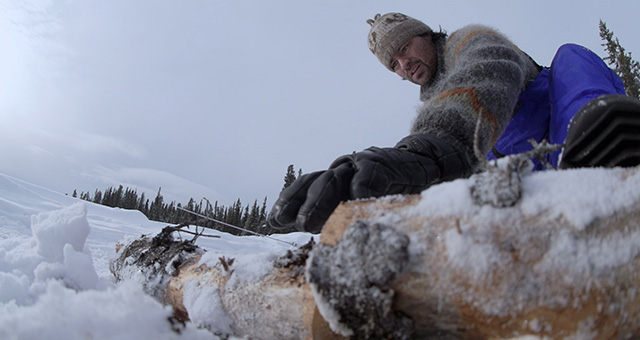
[599,20,640,99]
[102,187,114,207]
[240,205,250,232]
[227,199,243,230]
[283,164,297,190]
[114,185,124,208]
[137,192,147,214]
[149,187,164,221]
[80,191,91,201]
[244,199,265,232]
[184,198,198,224]
[259,197,268,229]
[93,189,103,204]
[166,201,176,223]
[122,187,138,210]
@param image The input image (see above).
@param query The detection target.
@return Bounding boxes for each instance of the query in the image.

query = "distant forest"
[73,164,302,235]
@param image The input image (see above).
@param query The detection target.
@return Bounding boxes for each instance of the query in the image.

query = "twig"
[166,223,221,240]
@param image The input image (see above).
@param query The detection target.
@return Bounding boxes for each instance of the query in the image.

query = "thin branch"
[166,223,221,239]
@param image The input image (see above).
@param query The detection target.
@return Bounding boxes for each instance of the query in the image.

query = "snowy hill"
[0,173,312,339]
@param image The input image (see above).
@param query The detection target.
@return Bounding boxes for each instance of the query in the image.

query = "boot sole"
[560,95,640,168]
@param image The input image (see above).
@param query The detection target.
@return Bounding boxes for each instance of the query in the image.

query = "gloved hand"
[268,133,472,233]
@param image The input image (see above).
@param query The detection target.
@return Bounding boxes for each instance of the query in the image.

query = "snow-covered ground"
[3,164,640,339]
[0,172,312,339]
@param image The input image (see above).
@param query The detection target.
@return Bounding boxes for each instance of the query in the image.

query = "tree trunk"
[111,166,640,339]
[313,166,640,339]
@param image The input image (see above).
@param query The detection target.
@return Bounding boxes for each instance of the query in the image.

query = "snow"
[2,163,640,338]
[410,166,640,279]
[414,166,640,229]
[307,220,411,338]
[198,250,280,289]
[304,164,640,338]
[182,281,233,335]
[442,226,505,278]
[394,165,640,334]
[0,172,311,339]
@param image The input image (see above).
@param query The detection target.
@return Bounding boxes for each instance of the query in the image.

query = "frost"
[307,220,412,339]
[109,226,203,301]
[182,280,233,336]
[471,139,560,208]
[470,156,529,207]
[443,228,504,279]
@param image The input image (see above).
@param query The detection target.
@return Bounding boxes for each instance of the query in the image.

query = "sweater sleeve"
[412,24,540,169]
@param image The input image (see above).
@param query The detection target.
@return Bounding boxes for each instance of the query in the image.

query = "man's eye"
[391,60,398,70]
[401,45,408,53]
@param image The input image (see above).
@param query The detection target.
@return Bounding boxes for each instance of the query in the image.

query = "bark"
[316,167,640,339]
[111,167,640,340]
[110,227,324,339]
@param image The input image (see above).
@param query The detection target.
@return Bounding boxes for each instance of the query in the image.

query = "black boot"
[560,94,640,169]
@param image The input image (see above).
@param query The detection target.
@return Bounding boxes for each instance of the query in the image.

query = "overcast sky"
[2,0,639,208]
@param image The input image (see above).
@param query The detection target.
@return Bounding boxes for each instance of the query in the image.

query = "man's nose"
[398,57,411,70]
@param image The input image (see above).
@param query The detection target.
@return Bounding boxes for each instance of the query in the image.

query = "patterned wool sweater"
[413,24,541,170]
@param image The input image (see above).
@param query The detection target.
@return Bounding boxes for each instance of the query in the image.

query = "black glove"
[268,134,472,233]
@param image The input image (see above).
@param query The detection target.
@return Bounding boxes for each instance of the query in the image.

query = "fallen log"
[111,166,640,340]
[312,166,640,339]
[110,226,322,339]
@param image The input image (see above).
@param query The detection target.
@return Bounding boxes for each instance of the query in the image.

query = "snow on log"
[110,226,323,339]
[111,165,640,340]
[312,165,640,339]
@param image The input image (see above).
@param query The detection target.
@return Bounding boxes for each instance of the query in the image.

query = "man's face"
[390,34,437,86]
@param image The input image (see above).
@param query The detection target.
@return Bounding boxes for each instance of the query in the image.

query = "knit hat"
[367,13,432,71]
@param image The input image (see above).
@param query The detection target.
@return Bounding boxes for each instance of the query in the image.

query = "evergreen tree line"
[73,185,270,236]
[73,164,304,236]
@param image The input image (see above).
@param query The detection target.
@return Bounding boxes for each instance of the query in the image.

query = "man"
[268,13,640,233]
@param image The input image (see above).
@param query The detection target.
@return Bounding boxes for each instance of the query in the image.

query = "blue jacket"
[487,44,625,170]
